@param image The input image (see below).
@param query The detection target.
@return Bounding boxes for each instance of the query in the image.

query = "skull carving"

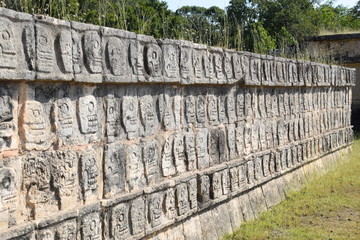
[0,18,16,69]
[84,31,102,73]
[78,95,98,134]
[59,32,73,73]
[36,26,54,73]
[112,203,129,238]
[107,37,128,76]
[145,43,162,77]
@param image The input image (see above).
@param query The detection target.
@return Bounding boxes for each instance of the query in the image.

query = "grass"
[224,139,360,240]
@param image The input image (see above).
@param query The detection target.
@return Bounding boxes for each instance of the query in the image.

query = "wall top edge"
[0,7,355,87]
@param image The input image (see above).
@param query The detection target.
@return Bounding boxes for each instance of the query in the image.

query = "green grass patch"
[224,140,360,240]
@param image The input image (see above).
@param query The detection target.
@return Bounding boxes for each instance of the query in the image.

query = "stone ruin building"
[0,7,355,240]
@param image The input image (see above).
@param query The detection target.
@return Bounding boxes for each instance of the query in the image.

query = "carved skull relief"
[145,43,162,77]
[59,32,73,73]
[0,18,16,69]
[78,95,98,134]
[84,31,102,73]
[36,26,54,73]
[107,37,128,76]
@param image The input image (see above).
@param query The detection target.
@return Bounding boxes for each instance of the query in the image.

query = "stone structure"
[0,7,355,240]
[306,33,360,130]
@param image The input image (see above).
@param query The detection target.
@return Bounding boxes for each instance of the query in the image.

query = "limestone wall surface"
[0,7,355,240]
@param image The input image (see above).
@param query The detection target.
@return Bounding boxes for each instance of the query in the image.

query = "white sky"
[164,0,358,11]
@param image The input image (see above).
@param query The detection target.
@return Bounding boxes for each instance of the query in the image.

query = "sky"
[165,0,358,11]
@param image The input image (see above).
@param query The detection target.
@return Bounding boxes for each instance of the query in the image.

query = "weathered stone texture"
[0,7,355,240]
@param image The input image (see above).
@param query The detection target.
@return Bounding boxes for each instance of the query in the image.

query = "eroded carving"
[188,178,197,210]
[185,94,196,125]
[162,135,176,177]
[207,90,218,125]
[174,133,187,174]
[0,18,16,69]
[227,124,236,159]
[143,139,159,185]
[0,93,14,149]
[176,183,190,216]
[127,144,146,191]
[139,94,157,136]
[0,166,17,212]
[211,171,222,199]
[81,212,101,240]
[78,95,98,134]
[36,26,54,73]
[163,44,179,79]
[165,188,177,220]
[105,96,121,142]
[222,170,230,195]
[52,98,74,137]
[149,193,163,228]
[196,94,206,125]
[107,37,128,76]
[180,46,192,83]
[111,203,130,239]
[56,221,77,240]
[122,94,139,139]
[59,32,73,73]
[80,150,99,200]
[145,43,162,78]
[72,31,82,73]
[230,167,239,192]
[185,130,197,171]
[21,101,49,150]
[130,197,145,235]
[84,31,102,73]
[104,144,125,197]
[50,150,77,207]
[22,154,56,217]
[196,128,209,169]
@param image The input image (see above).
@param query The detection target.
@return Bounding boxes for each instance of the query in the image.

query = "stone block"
[34,15,73,81]
[102,26,137,83]
[247,53,261,86]
[0,223,35,239]
[199,210,219,240]
[19,100,51,151]
[180,40,194,84]
[0,156,20,229]
[238,194,255,221]
[0,8,35,80]
[71,21,102,83]
[182,214,202,240]
[223,49,237,84]
[158,38,180,83]
[227,197,244,232]
[21,152,58,219]
[248,187,267,218]
[0,83,18,152]
[103,143,126,198]
[50,150,79,210]
[193,43,209,84]
[79,146,102,204]
[210,47,226,84]
[79,203,102,240]
[239,51,252,85]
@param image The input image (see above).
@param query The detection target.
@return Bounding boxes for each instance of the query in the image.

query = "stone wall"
[0,7,355,240]
[306,33,360,131]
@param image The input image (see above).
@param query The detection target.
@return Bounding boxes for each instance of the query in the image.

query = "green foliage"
[224,139,360,240]
[3,0,360,55]
[251,22,276,54]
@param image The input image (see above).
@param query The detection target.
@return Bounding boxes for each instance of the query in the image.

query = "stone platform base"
[146,145,351,240]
